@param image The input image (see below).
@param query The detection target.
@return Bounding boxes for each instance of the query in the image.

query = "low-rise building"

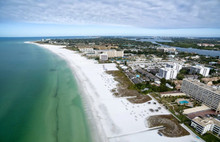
[197,43,215,47]
[79,48,95,53]
[99,53,108,61]
[95,50,124,58]
[160,91,186,97]
[191,116,220,135]
[157,47,176,53]
[137,68,159,82]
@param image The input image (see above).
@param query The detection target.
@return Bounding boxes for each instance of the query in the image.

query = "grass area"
[65,46,79,51]
[202,133,220,142]
[107,69,134,89]
[107,69,151,103]
[148,115,190,137]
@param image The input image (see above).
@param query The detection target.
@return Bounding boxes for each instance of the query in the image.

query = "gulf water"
[0,37,91,142]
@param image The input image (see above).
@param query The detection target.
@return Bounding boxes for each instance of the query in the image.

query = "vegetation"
[134,78,175,93]
[177,68,190,80]
[158,37,220,51]
[65,46,79,51]
[50,37,156,48]
[185,123,220,142]
[177,73,184,80]
[213,79,220,85]
[107,69,151,103]
[148,115,190,137]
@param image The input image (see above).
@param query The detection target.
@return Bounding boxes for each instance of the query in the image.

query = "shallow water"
[0,38,91,142]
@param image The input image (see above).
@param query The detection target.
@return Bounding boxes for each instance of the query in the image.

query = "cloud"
[0,0,219,28]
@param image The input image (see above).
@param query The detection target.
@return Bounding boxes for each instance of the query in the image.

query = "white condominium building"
[156,63,182,80]
[166,63,182,72]
[190,65,210,77]
[156,68,178,80]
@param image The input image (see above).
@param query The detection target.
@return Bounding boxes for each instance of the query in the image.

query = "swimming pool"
[179,100,189,104]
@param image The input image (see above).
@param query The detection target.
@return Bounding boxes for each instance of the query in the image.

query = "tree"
[177,73,184,80]
[179,68,189,75]
[124,61,127,66]
[209,69,216,75]
[160,78,166,85]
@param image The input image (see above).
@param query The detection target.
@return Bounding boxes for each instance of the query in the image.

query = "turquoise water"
[0,38,91,142]
[179,100,189,104]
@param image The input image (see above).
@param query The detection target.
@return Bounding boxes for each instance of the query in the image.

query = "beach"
[29,42,203,142]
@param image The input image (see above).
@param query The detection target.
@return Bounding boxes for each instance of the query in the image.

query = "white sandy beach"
[27,42,204,142]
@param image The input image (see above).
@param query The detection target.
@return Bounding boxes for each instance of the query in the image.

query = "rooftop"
[187,109,217,119]
[191,65,209,69]
[193,116,220,127]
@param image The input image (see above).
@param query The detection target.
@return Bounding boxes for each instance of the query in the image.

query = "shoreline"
[26,41,107,142]
[27,41,204,142]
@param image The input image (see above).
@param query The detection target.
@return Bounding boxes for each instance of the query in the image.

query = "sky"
[0,0,220,37]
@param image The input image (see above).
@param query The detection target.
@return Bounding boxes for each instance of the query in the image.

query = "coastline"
[27,41,204,142]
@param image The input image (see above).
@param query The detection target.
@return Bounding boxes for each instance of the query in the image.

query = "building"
[156,68,178,80]
[156,63,182,80]
[152,57,162,62]
[157,47,176,53]
[95,50,124,58]
[181,79,220,111]
[191,116,220,135]
[190,65,210,77]
[209,62,218,65]
[191,55,200,59]
[137,68,159,82]
[79,48,94,53]
[197,43,215,47]
[166,63,182,72]
[160,91,186,97]
[99,53,108,61]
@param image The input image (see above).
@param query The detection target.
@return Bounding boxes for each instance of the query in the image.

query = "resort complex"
[1,0,220,142]
[36,37,220,142]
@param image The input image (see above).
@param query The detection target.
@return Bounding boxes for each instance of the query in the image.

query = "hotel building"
[181,79,220,111]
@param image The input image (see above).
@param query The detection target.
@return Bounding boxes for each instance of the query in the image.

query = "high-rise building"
[190,65,210,77]
[156,63,182,80]
[166,63,182,72]
[181,79,220,111]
